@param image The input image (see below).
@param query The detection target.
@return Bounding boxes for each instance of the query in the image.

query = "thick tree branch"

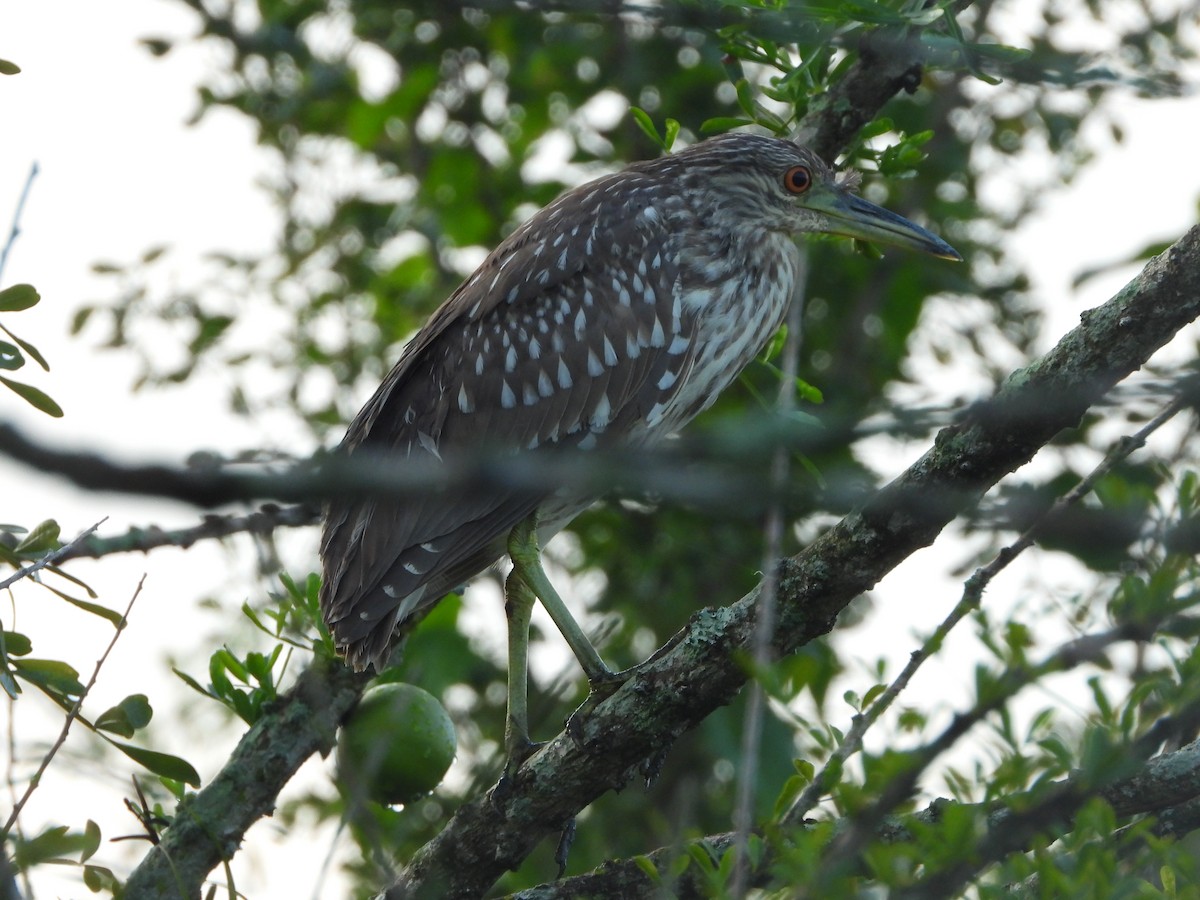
[121,656,370,898]
[386,229,1200,896]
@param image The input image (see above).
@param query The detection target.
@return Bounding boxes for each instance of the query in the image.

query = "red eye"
[784,165,812,194]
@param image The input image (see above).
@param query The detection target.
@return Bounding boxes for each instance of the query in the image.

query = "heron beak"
[806,188,961,261]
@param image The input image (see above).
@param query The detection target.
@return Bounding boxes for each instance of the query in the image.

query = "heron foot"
[564,665,639,745]
[493,736,546,808]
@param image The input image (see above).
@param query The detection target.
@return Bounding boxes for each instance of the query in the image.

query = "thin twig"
[731,248,810,894]
[0,518,108,592]
[1,576,143,839]
[0,162,38,284]
[56,505,317,563]
[783,387,1193,827]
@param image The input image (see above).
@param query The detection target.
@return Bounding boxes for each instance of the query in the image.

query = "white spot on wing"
[417,430,442,461]
[602,335,617,365]
[501,380,516,409]
[557,358,572,389]
[587,348,604,376]
[458,383,474,413]
[651,318,665,347]
[592,392,611,427]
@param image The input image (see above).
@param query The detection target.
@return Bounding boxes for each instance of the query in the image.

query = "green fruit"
[336,682,456,806]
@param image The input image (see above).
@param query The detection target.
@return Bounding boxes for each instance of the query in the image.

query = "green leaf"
[83,864,120,892]
[95,694,153,737]
[80,819,101,863]
[43,564,98,598]
[0,283,39,311]
[632,854,661,883]
[793,377,823,405]
[14,518,60,554]
[862,682,886,708]
[0,376,64,417]
[630,107,666,151]
[1,629,33,656]
[174,666,215,700]
[42,584,126,626]
[0,323,50,370]
[70,306,94,335]
[700,116,753,134]
[0,340,23,370]
[13,657,85,697]
[663,118,680,151]
[12,825,74,868]
[105,739,201,787]
[0,58,19,75]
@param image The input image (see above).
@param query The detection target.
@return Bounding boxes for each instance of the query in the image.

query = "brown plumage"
[320,133,958,671]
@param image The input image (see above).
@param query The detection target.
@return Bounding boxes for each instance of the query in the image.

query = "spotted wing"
[320,175,699,669]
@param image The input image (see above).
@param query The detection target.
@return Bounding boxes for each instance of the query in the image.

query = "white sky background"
[2,1,1200,898]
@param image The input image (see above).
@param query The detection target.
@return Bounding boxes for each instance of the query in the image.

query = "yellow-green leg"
[507,514,616,684]
[501,565,539,785]
[498,514,629,785]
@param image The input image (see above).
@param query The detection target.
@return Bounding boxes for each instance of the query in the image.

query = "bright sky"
[3,2,1200,898]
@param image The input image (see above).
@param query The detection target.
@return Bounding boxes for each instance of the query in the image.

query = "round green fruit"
[336,682,457,806]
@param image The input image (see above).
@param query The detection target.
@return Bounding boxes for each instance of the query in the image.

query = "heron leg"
[507,514,623,688]
[498,565,542,791]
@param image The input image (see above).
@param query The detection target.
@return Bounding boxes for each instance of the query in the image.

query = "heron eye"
[784,165,812,195]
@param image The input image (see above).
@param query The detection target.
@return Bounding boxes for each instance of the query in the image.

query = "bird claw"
[565,668,633,747]
[493,737,546,809]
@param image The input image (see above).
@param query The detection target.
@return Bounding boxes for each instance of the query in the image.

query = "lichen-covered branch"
[122,657,370,899]
[388,227,1200,897]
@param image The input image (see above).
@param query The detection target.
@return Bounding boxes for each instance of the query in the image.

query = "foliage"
[4,0,1200,897]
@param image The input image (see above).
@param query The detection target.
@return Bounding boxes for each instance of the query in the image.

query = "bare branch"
[55,504,318,563]
[0,162,38,284]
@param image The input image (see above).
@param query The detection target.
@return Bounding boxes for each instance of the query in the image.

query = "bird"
[320,132,959,769]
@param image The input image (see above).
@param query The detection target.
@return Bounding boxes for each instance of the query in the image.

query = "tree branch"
[55,504,318,563]
[121,655,370,898]
[386,228,1200,896]
[501,735,1200,899]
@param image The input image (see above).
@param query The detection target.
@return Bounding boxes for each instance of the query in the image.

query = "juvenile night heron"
[320,132,958,768]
